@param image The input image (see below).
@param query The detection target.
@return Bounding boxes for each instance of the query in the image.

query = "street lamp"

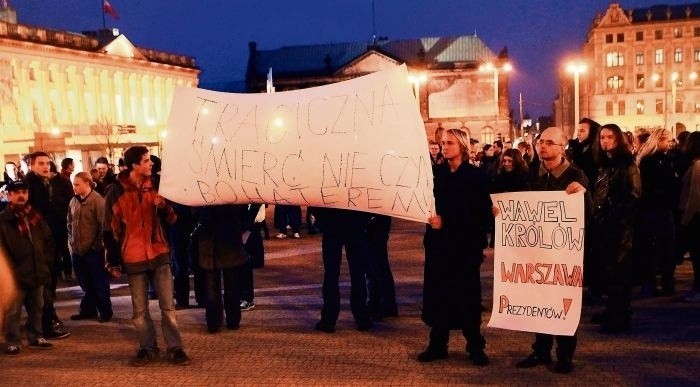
[479,61,512,138]
[407,72,427,98]
[566,62,586,136]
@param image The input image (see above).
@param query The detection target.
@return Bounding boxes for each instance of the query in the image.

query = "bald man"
[515,126,591,374]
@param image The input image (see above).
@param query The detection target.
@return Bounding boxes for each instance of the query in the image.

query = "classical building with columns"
[247,36,512,144]
[555,3,700,137]
[0,5,199,170]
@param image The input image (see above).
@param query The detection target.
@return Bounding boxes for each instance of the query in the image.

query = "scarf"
[8,203,42,238]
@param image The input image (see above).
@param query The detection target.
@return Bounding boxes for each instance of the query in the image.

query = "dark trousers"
[428,323,485,353]
[274,205,302,234]
[56,230,72,277]
[42,255,60,332]
[687,215,700,290]
[366,215,397,317]
[532,332,577,360]
[637,209,676,292]
[6,286,44,345]
[204,266,244,330]
[320,231,370,325]
[240,260,254,303]
[246,223,265,268]
[72,250,112,318]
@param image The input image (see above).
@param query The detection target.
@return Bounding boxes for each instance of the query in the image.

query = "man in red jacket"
[104,146,191,367]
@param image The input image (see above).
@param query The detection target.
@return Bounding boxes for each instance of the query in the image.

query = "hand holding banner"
[159,65,435,222]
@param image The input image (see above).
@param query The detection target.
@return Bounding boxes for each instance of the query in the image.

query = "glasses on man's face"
[536,140,563,147]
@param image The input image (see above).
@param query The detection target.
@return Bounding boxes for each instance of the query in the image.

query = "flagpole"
[102,0,106,29]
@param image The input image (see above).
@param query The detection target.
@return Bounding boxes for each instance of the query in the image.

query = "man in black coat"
[23,152,71,340]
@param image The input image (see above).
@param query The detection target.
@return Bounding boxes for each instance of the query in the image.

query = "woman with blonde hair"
[67,172,113,322]
[635,128,680,297]
[418,128,491,366]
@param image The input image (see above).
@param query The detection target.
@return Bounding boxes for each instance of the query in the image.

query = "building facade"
[0,5,199,170]
[556,3,700,137]
[247,36,512,144]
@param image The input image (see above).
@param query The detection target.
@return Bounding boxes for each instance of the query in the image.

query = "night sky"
[13,0,694,119]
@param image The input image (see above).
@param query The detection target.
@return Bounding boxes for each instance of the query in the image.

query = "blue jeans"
[72,250,112,318]
[127,262,183,351]
[6,286,44,345]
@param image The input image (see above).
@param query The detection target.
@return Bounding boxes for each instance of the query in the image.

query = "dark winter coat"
[568,137,599,191]
[639,151,680,211]
[422,162,492,328]
[593,154,641,263]
[492,170,530,193]
[24,171,74,234]
[191,204,255,270]
[0,208,54,289]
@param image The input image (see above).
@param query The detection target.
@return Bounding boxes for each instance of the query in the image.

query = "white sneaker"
[276,233,287,239]
[293,233,300,239]
[240,300,256,311]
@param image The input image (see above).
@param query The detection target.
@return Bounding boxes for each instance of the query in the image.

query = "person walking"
[103,146,191,366]
[418,128,491,366]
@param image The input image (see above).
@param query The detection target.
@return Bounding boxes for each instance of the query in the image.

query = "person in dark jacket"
[567,118,601,189]
[67,172,112,322]
[492,148,530,193]
[635,128,680,297]
[23,152,71,340]
[418,128,491,366]
[0,180,55,355]
[314,207,373,333]
[512,126,591,374]
[366,214,398,320]
[191,204,254,333]
[591,124,641,333]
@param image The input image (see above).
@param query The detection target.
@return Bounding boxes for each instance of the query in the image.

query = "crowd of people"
[0,121,698,374]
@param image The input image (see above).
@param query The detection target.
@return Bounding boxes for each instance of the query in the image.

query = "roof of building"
[630,3,700,23]
[0,20,198,69]
[249,35,499,78]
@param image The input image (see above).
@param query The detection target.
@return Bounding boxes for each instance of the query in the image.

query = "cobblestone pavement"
[2,217,699,386]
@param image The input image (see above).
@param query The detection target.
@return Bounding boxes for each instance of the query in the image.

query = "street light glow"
[51,127,60,135]
[690,72,698,80]
[566,62,586,74]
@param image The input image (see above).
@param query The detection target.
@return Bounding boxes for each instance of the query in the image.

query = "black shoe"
[44,328,71,340]
[28,338,53,349]
[555,358,573,374]
[129,348,157,367]
[470,349,490,366]
[314,321,336,333]
[52,319,64,329]
[207,326,220,334]
[356,320,373,331]
[70,313,98,321]
[516,352,552,368]
[417,348,448,362]
[98,312,113,323]
[4,344,20,356]
[226,323,240,330]
[167,348,191,365]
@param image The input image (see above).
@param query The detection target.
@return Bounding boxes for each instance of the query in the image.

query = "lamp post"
[566,62,586,137]
[479,61,512,138]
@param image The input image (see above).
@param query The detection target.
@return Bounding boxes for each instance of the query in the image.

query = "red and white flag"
[103,0,120,20]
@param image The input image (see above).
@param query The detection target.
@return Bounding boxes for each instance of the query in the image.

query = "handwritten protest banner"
[487,191,584,336]
[159,65,434,222]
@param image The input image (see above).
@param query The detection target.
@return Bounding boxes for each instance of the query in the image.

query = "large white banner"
[159,65,434,222]
[487,191,585,336]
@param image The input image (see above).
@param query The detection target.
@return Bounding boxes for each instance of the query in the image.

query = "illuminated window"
[654,73,664,88]
[618,101,625,115]
[695,49,700,62]
[675,98,683,113]
[606,52,625,67]
[28,67,35,81]
[636,100,645,115]
[655,99,664,114]
[636,53,644,65]
[674,27,682,38]
[481,126,494,144]
[674,48,683,63]
[695,102,700,113]
[655,49,664,64]
[636,74,645,88]
[607,75,624,89]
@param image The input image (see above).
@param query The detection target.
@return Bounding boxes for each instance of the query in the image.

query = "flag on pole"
[103,0,120,20]
[266,67,275,93]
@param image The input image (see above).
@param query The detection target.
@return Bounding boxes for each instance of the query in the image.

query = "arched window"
[607,75,624,89]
